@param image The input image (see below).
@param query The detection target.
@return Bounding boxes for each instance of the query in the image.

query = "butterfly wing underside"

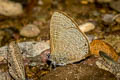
[50,12,90,65]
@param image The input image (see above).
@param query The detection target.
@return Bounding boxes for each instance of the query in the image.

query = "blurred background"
[0,0,120,45]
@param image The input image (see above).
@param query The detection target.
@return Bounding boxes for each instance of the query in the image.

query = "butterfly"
[50,11,90,65]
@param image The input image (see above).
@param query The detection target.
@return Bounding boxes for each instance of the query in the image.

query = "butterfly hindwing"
[50,12,90,65]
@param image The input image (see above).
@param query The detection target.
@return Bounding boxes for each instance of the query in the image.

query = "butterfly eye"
[47,53,50,59]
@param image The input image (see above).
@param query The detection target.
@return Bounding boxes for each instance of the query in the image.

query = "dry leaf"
[96,51,120,79]
[90,40,118,61]
[7,41,26,80]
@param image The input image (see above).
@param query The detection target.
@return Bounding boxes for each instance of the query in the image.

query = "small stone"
[100,9,106,13]
[113,14,120,23]
[92,10,101,17]
[102,14,114,23]
[18,41,50,57]
[80,0,88,4]
[79,22,95,32]
[0,0,23,16]
[87,35,98,43]
[20,24,40,37]
[0,41,50,59]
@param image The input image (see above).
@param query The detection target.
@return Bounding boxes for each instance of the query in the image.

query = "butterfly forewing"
[7,41,25,80]
[50,12,90,65]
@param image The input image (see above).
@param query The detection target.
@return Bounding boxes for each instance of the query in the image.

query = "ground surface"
[0,0,120,80]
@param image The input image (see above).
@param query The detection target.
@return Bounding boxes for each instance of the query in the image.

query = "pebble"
[92,10,101,17]
[102,14,114,23]
[19,41,50,57]
[110,0,120,12]
[79,22,95,32]
[113,14,120,23]
[86,35,97,43]
[80,0,88,4]
[0,41,50,59]
[0,0,23,16]
[20,24,40,37]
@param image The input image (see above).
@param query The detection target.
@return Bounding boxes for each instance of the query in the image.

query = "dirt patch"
[41,63,116,80]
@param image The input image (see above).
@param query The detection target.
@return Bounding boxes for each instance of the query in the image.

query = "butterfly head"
[40,49,51,63]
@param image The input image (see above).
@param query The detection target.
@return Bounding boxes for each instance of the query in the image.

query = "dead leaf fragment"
[90,40,118,61]
[7,41,26,80]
